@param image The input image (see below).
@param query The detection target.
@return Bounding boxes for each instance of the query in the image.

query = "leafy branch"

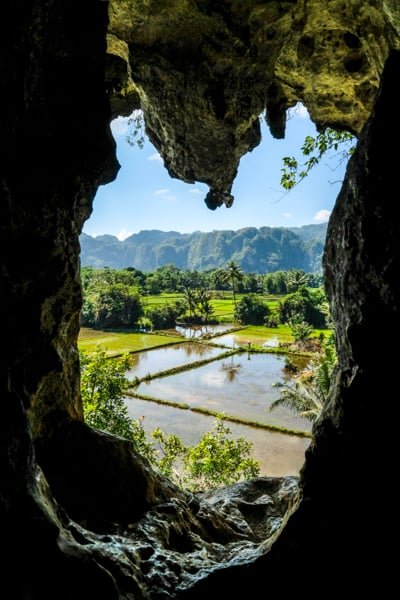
[126,109,145,149]
[280,128,355,191]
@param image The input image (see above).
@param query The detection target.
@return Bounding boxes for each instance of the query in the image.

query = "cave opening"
[79,102,352,483]
[85,104,351,238]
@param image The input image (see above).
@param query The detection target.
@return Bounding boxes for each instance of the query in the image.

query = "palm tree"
[182,286,197,322]
[287,269,309,292]
[270,379,324,423]
[270,338,336,422]
[196,289,214,324]
[222,260,243,309]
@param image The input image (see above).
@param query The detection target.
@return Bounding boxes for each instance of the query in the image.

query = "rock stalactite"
[0,1,399,598]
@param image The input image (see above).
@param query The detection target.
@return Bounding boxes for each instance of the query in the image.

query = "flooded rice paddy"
[135,351,311,432]
[126,342,225,380]
[125,397,310,477]
[212,332,280,348]
[125,339,312,476]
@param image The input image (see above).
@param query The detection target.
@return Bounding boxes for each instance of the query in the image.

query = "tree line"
[80,263,328,330]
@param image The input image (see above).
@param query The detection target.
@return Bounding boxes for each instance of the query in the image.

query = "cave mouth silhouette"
[1,2,399,596]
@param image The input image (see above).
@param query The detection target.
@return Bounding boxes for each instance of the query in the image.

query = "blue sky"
[84,105,349,240]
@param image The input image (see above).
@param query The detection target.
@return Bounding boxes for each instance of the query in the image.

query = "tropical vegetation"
[280,128,355,191]
[80,265,328,331]
[80,347,260,490]
[270,336,337,422]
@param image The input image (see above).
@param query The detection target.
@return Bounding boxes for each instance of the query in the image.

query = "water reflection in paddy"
[213,332,280,348]
[126,342,224,380]
[176,323,233,339]
[136,352,312,432]
[125,397,310,476]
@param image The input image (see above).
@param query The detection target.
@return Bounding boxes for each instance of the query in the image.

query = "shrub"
[264,315,279,328]
[82,283,143,328]
[146,303,182,329]
[290,320,313,343]
[234,294,270,325]
[182,417,260,491]
[279,287,326,328]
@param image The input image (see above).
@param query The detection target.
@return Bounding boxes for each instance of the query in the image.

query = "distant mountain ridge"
[80,223,327,273]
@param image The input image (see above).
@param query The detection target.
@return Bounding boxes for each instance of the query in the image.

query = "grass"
[79,321,332,358]
[127,390,312,438]
[214,324,332,347]
[78,327,182,357]
[142,291,286,323]
[143,293,184,309]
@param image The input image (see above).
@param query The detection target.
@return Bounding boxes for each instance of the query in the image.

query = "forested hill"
[80,223,327,273]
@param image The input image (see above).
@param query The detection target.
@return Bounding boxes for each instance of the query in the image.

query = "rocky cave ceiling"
[106,0,400,208]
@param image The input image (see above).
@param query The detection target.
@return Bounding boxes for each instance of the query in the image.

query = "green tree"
[222,260,244,309]
[126,110,146,149]
[195,289,215,323]
[279,287,327,328]
[234,294,270,325]
[210,268,230,293]
[146,302,185,329]
[80,347,155,461]
[182,284,197,322]
[182,417,260,491]
[264,271,288,294]
[145,274,161,295]
[151,428,186,481]
[81,268,144,329]
[155,264,182,292]
[80,348,152,451]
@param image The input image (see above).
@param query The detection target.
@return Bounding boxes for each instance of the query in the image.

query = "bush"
[290,320,313,343]
[234,294,270,325]
[182,417,260,491]
[279,287,327,328]
[82,283,143,328]
[146,301,186,329]
[264,315,279,328]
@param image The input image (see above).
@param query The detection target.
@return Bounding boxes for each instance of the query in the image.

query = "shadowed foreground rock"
[1,1,399,598]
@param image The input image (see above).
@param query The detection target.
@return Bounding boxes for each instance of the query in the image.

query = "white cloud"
[287,102,310,120]
[297,104,310,119]
[110,116,129,137]
[314,209,331,223]
[116,229,133,241]
[153,188,176,202]
[189,188,202,195]
[282,212,292,219]
[148,152,162,162]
